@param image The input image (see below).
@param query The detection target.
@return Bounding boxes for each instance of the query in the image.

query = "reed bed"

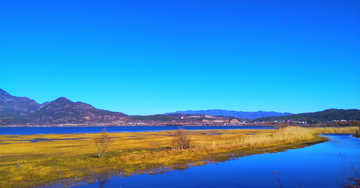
[190,126,315,150]
[309,126,360,134]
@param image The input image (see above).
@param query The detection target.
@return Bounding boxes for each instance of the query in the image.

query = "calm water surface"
[78,134,360,188]
[0,126,274,135]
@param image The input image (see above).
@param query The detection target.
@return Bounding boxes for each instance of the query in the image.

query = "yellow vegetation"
[0,126,358,187]
[309,126,360,134]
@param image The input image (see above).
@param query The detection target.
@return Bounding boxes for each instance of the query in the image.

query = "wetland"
[0,126,359,187]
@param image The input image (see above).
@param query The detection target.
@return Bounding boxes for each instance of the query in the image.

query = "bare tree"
[94,128,113,158]
[172,127,191,149]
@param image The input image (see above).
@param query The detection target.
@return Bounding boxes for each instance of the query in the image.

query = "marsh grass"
[0,126,358,187]
[309,127,360,134]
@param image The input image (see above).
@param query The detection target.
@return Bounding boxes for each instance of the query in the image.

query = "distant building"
[214,120,227,123]
[230,119,240,124]
[205,115,215,119]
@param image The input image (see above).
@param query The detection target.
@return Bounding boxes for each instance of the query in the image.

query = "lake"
[77,134,360,188]
[0,126,274,135]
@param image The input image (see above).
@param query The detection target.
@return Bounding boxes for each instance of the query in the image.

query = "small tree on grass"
[94,128,113,158]
[172,127,191,149]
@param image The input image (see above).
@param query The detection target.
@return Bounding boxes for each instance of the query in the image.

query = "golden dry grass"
[0,126,358,187]
[309,126,360,134]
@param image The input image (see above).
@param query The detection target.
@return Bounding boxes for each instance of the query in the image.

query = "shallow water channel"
[77,134,360,188]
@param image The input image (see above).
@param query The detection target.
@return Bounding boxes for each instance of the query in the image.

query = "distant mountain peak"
[57,96,70,100]
[54,97,73,103]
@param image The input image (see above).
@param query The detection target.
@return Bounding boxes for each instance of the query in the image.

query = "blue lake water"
[77,134,360,188]
[0,126,274,135]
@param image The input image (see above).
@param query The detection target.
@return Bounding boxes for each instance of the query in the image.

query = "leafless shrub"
[339,153,360,188]
[271,171,302,188]
[354,129,360,138]
[172,127,191,149]
[350,121,359,127]
[272,171,284,188]
[94,128,113,158]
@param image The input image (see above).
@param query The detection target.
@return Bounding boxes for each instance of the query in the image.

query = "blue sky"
[1,0,359,115]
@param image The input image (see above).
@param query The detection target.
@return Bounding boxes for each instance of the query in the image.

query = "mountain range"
[0,89,127,125]
[1,88,359,125]
[166,110,292,120]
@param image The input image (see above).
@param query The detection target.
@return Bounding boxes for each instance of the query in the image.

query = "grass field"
[0,126,358,187]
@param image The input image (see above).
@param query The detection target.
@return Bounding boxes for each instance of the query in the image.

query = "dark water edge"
[67,134,359,188]
[0,126,274,135]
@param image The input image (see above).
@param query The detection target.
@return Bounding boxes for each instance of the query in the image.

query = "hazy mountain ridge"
[166,110,292,120]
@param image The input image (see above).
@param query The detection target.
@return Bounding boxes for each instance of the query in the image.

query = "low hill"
[254,109,360,122]
[130,114,180,121]
[130,113,245,122]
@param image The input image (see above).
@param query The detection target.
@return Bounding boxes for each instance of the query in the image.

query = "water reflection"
[78,134,359,188]
[98,179,108,188]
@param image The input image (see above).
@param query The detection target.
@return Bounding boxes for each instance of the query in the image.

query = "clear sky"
[1,0,359,115]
